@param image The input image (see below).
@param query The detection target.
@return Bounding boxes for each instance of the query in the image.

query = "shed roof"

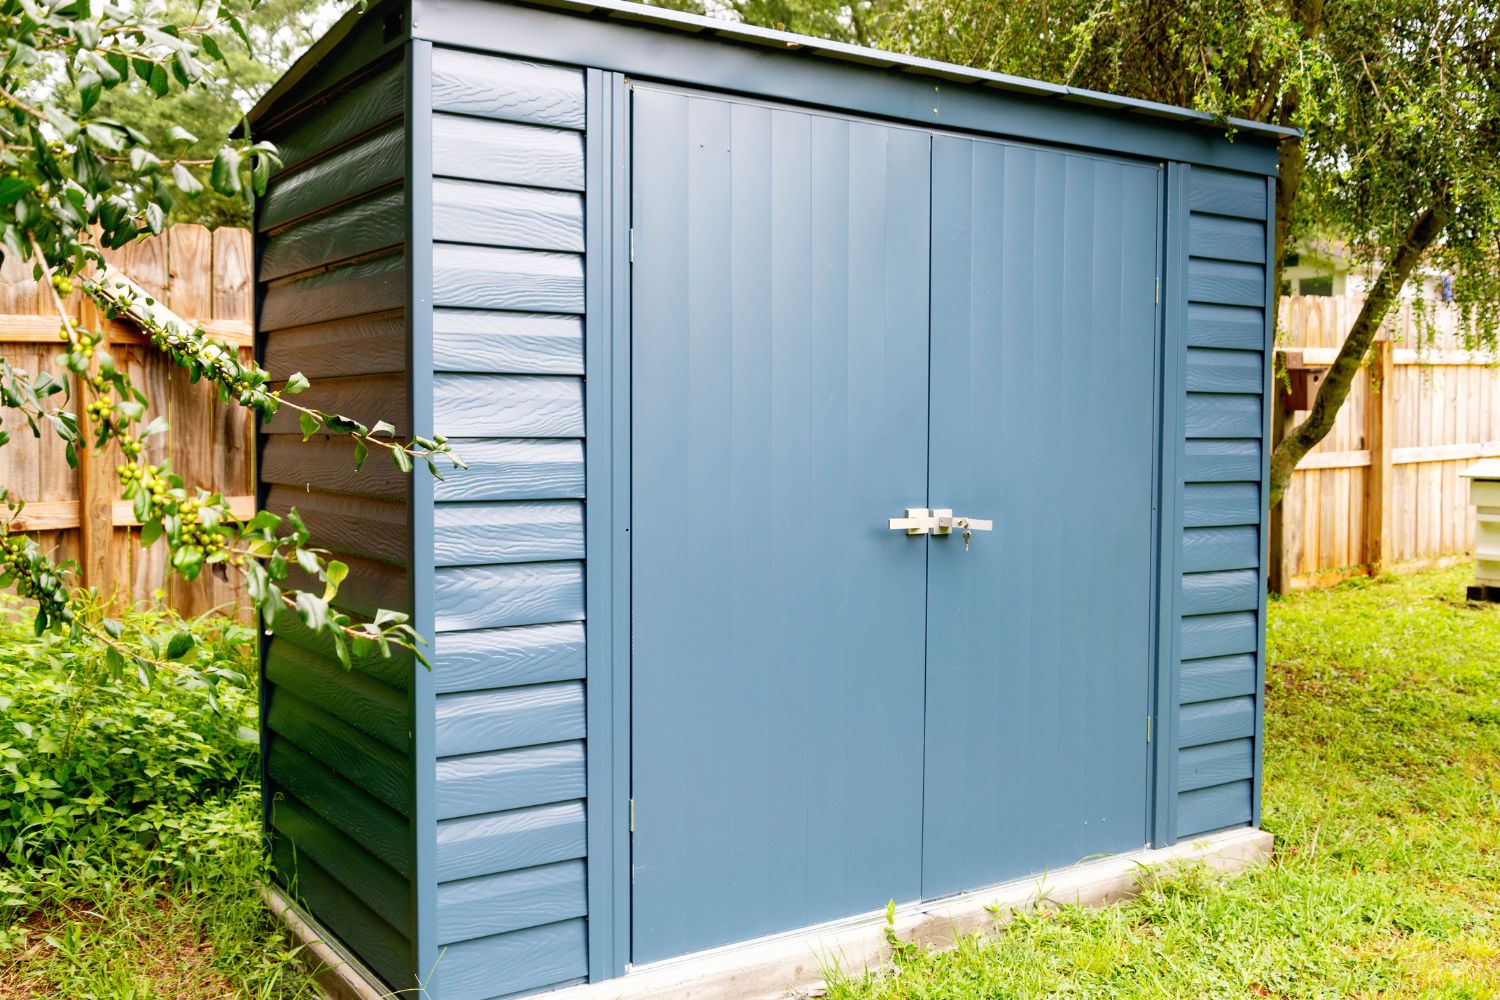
[249,0,1295,142]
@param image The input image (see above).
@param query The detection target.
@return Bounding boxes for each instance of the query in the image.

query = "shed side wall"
[1172,165,1270,838]
[421,46,590,1000]
[254,11,417,989]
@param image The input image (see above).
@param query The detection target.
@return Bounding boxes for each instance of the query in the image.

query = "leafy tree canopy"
[668,0,1500,504]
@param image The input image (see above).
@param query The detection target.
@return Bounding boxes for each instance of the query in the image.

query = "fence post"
[1364,336,1395,576]
[75,300,113,597]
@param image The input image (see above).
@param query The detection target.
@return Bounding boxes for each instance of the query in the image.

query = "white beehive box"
[1461,460,1500,595]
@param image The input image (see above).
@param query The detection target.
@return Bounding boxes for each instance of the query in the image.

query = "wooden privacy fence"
[0,223,255,617]
[1271,293,1500,591]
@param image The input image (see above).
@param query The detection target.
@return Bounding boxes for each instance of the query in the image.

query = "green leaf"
[171,162,203,196]
[283,371,308,394]
[165,632,196,659]
[294,591,328,631]
[392,448,412,474]
[209,145,241,196]
[0,177,29,206]
[298,411,318,441]
[167,125,197,146]
[322,560,347,602]
[353,440,368,471]
[147,62,169,98]
[139,518,162,547]
[200,33,224,62]
[371,420,395,436]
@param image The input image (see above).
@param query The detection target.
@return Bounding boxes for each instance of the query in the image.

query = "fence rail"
[1,223,254,617]
[1271,293,1500,591]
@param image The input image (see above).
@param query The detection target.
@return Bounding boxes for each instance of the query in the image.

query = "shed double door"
[630,87,1161,964]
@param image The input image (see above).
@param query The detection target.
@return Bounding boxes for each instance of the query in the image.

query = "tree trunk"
[1267,198,1451,507]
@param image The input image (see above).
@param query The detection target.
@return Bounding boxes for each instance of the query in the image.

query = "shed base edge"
[264,827,1273,1000]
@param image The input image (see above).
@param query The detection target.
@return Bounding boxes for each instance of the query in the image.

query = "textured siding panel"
[1182,526,1259,572]
[264,374,409,436]
[433,501,584,566]
[261,251,405,330]
[271,794,413,936]
[430,439,584,501]
[261,436,408,499]
[421,59,584,938]
[432,310,583,375]
[1180,612,1258,661]
[1176,781,1253,837]
[262,312,407,380]
[433,114,585,190]
[1187,214,1264,263]
[256,45,413,992]
[265,640,409,751]
[436,801,587,882]
[259,125,404,231]
[435,682,586,757]
[425,919,588,1000]
[266,487,408,565]
[1182,439,1262,483]
[433,179,584,252]
[1189,168,1268,220]
[436,742,586,820]
[273,62,404,172]
[265,687,413,815]
[1175,179,1269,841]
[1179,695,1255,746]
[261,188,405,281]
[436,859,587,944]
[267,739,412,877]
[1188,258,1264,307]
[1183,483,1259,527]
[1181,570,1260,615]
[434,562,584,632]
[1185,392,1261,438]
[1185,348,1263,394]
[1186,303,1263,350]
[431,49,585,129]
[1179,654,1258,704]
[433,375,584,438]
[433,623,586,694]
[269,834,411,988]
[1178,739,1254,792]
[432,244,584,312]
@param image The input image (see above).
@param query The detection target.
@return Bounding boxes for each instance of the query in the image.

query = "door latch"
[888,507,939,535]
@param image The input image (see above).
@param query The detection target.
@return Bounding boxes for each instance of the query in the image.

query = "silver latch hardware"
[888,507,939,535]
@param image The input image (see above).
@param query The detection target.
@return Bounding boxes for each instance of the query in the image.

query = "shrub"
[0,598,259,894]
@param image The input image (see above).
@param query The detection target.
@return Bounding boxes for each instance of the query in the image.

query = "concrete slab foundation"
[267,827,1273,1000]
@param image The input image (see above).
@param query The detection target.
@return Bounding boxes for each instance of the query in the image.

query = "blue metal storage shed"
[249,2,1286,995]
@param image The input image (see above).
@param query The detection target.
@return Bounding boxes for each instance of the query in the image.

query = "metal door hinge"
[1146,717,1153,743]
[629,798,636,832]
[629,228,636,263]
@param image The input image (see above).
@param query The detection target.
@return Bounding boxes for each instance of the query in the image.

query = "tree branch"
[1268,195,1453,507]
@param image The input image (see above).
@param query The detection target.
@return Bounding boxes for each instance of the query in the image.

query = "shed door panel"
[921,136,1160,896]
[629,89,931,963]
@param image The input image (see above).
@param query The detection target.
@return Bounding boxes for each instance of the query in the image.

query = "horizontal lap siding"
[1175,167,1268,839]
[426,46,589,997]
[255,37,415,989]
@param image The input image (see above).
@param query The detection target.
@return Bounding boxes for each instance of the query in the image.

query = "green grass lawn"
[3,566,1498,997]
[827,566,1500,999]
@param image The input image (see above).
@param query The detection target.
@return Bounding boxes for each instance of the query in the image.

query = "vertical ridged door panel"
[922,136,1159,895]
[629,88,931,963]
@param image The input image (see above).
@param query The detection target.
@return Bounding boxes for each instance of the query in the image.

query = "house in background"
[1283,240,1452,302]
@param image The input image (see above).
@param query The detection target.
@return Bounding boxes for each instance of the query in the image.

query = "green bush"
[0,599,259,890]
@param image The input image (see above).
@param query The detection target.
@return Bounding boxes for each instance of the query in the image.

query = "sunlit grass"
[827,566,1500,999]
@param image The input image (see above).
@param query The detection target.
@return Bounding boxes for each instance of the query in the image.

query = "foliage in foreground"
[829,566,1500,999]
[3,568,1498,997]
[0,599,318,997]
